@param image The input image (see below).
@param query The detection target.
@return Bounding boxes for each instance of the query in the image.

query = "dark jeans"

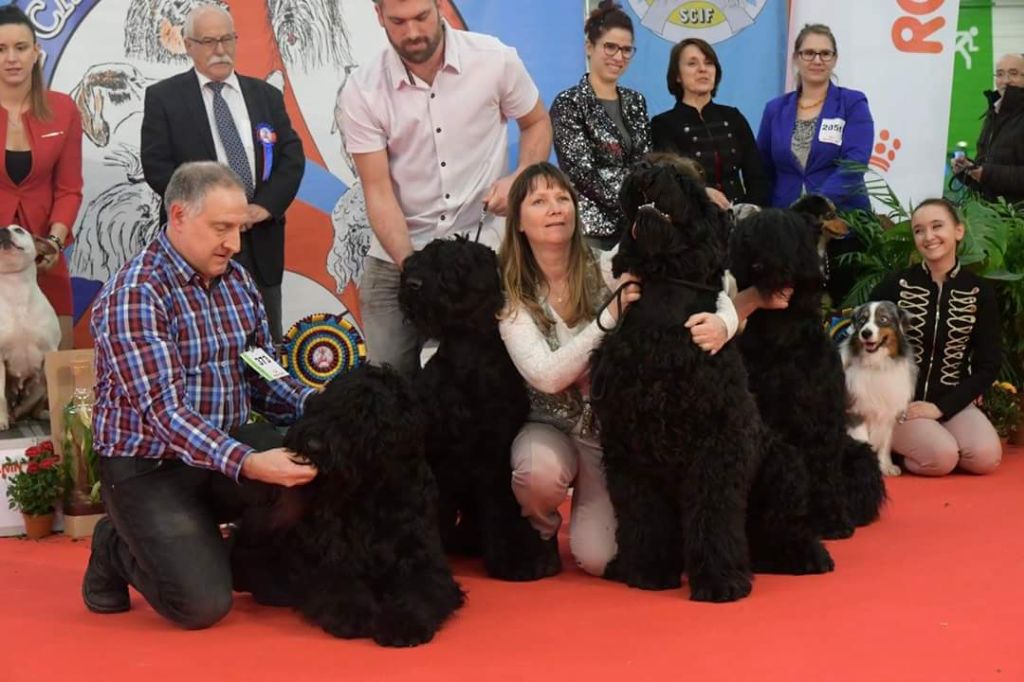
[96,423,300,629]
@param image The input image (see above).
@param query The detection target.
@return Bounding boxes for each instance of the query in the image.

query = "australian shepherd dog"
[841,301,918,477]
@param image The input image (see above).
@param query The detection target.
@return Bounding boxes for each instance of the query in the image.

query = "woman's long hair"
[499,162,602,335]
[0,6,51,120]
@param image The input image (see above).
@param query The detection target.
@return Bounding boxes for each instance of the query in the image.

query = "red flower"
[25,446,40,458]
[27,463,39,474]
[39,457,58,470]
[39,441,54,453]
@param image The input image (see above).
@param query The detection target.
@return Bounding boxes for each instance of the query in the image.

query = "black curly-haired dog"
[239,365,464,647]
[729,208,885,540]
[399,237,560,581]
[589,162,766,602]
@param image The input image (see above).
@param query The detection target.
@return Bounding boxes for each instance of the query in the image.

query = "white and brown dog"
[841,301,917,476]
[0,225,61,430]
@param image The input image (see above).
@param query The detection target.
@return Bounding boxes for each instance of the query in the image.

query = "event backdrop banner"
[788,0,962,209]
[4,0,582,348]
[618,0,788,128]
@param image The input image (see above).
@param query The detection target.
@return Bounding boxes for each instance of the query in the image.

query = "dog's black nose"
[405,277,423,291]
[860,329,872,340]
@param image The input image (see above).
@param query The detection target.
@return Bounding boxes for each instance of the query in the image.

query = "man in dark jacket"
[953,53,1024,204]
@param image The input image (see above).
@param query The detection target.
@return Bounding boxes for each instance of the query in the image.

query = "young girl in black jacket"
[871,198,1002,476]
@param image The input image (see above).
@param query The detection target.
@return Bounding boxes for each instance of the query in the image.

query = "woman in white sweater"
[497,161,759,576]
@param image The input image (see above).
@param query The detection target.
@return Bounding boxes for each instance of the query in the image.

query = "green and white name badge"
[241,347,290,381]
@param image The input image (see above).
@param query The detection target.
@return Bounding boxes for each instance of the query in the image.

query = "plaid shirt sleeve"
[94,285,255,481]
[247,313,318,422]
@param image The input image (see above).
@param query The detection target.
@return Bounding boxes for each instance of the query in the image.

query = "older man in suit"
[141,3,304,343]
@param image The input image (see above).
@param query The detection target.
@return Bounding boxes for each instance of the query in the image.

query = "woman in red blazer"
[0,6,83,348]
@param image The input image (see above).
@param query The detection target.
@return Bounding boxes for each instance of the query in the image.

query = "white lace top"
[498,248,738,435]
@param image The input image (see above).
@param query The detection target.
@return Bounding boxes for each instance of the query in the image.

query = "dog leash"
[474,203,487,243]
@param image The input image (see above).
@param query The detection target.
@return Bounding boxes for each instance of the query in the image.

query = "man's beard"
[390,27,442,65]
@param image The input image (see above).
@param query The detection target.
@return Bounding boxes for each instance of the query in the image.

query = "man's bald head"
[995,53,1024,95]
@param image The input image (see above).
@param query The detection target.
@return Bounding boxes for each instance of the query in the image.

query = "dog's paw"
[796,542,835,574]
[626,571,683,591]
[688,572,752,603]
[321,617,370,640]
[821,523,855,540]
[372,610,438,648]
[604,556,681,590]
[752,541,835,575]
[881,462,902,477]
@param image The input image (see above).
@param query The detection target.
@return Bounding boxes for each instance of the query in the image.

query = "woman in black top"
[871,198,1002,476]
[550,1,651,249]
[651,38,768,208]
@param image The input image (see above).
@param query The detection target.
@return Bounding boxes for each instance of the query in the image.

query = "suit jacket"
[550,74,651,238]
[757,84,873,212]
[0,91,83,315]
[141,69,304,287]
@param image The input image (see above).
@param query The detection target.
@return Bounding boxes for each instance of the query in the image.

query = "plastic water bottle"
[952,140,968,163]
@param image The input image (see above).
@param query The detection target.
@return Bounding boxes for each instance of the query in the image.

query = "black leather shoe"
[82,517,130,614]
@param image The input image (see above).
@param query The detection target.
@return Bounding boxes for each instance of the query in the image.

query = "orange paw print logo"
[869,130,902,172]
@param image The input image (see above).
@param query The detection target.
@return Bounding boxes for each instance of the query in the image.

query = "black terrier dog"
[729,209,885,540]
[589,162,765,602]
[399,237,560,581]
[258,365,464,647]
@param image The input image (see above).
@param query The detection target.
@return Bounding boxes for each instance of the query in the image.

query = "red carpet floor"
[2,448,1022,682]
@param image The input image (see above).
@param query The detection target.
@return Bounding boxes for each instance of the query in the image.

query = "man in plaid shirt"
[82,161,317,629]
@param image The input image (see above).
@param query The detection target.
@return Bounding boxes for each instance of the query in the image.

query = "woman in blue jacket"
[758,24,874,211]
[757,23,874,302]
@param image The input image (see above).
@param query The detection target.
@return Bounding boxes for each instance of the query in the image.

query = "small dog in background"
[841,301,917,477]
[0,225,61,430]
[790,194,850,266]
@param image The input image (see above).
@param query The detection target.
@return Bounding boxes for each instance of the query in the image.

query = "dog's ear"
[896,306,914,332]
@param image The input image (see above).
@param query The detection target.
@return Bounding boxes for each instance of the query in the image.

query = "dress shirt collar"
[196,69,242,95]
[156,229,241,288]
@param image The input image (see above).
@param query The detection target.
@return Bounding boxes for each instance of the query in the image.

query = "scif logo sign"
[628,0,768,44]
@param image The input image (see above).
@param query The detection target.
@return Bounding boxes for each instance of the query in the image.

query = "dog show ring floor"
[1,446,1021,681]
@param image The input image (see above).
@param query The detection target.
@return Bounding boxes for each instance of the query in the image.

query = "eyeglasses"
[601,42,636,59]
[995,69,1022,79]
[187,33,238,49]
[797,49,836,63]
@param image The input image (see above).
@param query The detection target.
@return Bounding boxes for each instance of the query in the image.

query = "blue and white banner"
[620,0,789,127]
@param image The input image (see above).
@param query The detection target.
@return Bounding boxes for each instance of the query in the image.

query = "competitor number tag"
[818,118,846,146]
[241,347,289,381]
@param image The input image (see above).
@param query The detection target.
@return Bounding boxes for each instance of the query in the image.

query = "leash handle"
[596,280,641,333]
